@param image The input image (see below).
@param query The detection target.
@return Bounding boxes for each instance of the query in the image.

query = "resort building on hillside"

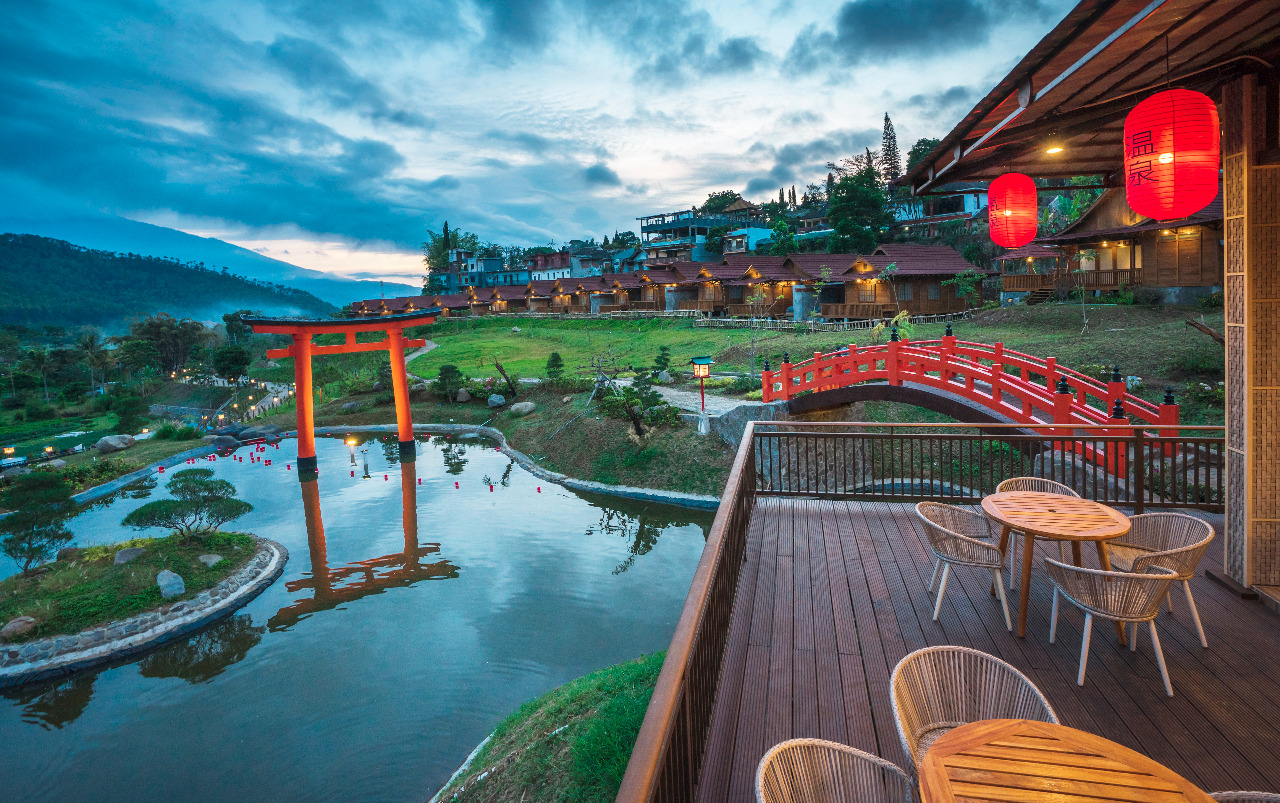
[525,250,571,281]
[638,204,764,266]
[722,226,773,255]
[893,182,988,237]
[444,249,529,292]
[357,243,988,322]
[609,247,646,273]
[569,249,608,278]
[1034,189,1224,305]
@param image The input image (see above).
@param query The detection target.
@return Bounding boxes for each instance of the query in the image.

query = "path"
[616,378,765,416]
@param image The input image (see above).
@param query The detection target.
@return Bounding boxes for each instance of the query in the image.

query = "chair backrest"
[1045,560,1177,621]
[1117,513,1215,578]
[890,646,1057,771]
[914,502,1001,567]
[757,738,914,803]
[1210,794,1280,803]
[996,477,1081,498]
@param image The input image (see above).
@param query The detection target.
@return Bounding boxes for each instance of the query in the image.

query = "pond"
[0,434,713,802]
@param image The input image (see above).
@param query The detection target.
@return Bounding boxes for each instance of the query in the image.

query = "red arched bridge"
[760,328,1180,471]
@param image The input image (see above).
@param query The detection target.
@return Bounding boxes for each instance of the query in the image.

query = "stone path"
[404,341,437,363]
[616,378,765,415]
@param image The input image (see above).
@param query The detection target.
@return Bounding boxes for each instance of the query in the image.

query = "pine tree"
[779,188,786,205]
[601,234,610,249]
[789,186,797,206]
[442,221,451,253]
[865,148,877,179]
[880,113,902,183]
[826,172,835,198]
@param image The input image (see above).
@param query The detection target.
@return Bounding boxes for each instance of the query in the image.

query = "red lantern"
[1124,89,1219,221]
[988,173,1038,248]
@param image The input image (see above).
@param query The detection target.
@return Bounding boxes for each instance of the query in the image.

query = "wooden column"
[1222,74,1280,589]
[293,333,317,476]
[386,328,416,461]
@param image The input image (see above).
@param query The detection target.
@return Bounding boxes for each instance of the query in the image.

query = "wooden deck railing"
[616,422,758,803]
[619,419,1224,801]
[678,300,724,312]
[1003,269,1145,292]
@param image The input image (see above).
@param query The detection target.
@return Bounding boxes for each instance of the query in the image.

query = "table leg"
[1095,541,1127,646]
[1018,532,1034,638]
[1071,541,1083,566]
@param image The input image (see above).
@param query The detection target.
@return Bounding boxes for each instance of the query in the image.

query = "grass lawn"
[146,382,235,410]
[0,412,118,458]
[0,531,256,643]
[433,650,664,803]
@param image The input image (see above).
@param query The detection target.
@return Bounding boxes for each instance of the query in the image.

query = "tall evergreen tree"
[865,147,876,177]
[826,172,835,198]
[880,113,902,183]
[442,221,450,252]
[789,185,797,206]
[779,188,786,205]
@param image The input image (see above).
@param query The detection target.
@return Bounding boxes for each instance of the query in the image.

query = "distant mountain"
[0,234,336,330]
[0,214,418,306]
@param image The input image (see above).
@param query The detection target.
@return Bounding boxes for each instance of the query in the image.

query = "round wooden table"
[981,491,1130,638]
[919,719,1213,803]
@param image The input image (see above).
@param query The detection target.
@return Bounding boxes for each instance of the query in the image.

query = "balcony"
[615,422,1279,803]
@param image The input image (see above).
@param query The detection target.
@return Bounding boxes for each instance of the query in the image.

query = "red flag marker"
[537,487,541,493]
[159,466,165,473]
[455,481,459,488]
[384,474,388,480]
[287,464,291,470]
[489,484,494,492]
[418,478,422,484]
[351,470,355,477]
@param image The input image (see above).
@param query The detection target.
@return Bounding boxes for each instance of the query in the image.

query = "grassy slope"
[0,531,255,642]
[433,651,664,803]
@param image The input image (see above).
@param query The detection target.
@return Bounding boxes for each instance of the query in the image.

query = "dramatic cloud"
[0,0,1076,283]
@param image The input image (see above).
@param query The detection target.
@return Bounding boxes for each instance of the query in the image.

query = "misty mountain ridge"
[0,233,336,331]
[0,214,418,306]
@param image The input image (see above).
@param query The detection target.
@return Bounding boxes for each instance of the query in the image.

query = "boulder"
[57,547,85,562]
[487,394,506,408]
[0,466,32,480]
[455,388,471,403]
[509,401,537,417]
[156,570,185,599]
[562,395,572,404]
[198,554,224,568]
[201,435,218,444]
[114,547,146,565]
[372,381,385,391]
[213,424,245,436]
[0,617,37,642]
[412,381,429,391]
[511,326,521,332]
[237,424,281,441]
[211,435,240,449]
[95,434,135,454]
[46,459,67,468]
[656,370,674,384]
[341,401,361,412]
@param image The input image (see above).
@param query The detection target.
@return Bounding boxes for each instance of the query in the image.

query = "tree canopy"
[906,138,942,172]
[826,168,894,254]
[122,468,252,537]
[0,472,76,574]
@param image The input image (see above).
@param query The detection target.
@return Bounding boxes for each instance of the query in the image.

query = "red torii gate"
[245,308,440,475]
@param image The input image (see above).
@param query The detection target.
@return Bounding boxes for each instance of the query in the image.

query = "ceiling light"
[1046,147,1064,154]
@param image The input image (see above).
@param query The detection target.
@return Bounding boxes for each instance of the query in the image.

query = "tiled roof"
[782,253,859,278]
[841,243,993,276]
[1036,192,1224,245]
[996,244,1063,261]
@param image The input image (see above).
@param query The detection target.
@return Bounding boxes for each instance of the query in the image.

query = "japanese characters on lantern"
[1124,88,1219,221]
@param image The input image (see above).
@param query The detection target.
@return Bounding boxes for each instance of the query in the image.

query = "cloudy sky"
[0,0,1074,284]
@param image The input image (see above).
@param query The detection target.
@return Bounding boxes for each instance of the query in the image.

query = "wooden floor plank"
[694,500,1280,803]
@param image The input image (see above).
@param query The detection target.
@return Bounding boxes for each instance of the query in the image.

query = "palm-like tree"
[77,331,105,390]
[22,349,51,402]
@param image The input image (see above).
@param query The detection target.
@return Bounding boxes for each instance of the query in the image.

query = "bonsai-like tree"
[432,364,467,401]
[123,468,251,537]
[545,352,565,381]
[0,472,76,574]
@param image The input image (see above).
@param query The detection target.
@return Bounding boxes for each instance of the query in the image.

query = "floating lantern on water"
[987,172,1038,247]
[1124,88,1219,220]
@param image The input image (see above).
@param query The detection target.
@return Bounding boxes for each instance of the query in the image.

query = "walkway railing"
[761,332,1176,430]
[618,419,1225,802]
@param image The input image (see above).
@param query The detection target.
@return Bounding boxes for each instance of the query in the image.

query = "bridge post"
[888,338,901,386]
[1045,356,1058,395]
[1107,398,1129,476]
[990,342,1004,401]
[942,330,958,383]
[1159,386,1179,457]
[781,354,792,399]
[1107,365,1127,412]
[761,360,774,402]
[1052,376,1073,453]
[847,344,858,381]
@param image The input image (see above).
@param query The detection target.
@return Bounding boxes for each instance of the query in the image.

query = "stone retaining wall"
[311,424,722,511]
[0,538,288,688]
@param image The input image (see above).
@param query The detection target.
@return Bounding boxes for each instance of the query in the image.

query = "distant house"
[793,206,834,245]
[608,247,646,273]
[723,227,774,254]
[570,248,609,278]
[1032,188,1223,304]
[823,244,992,320]
[637,204,764,266]
[526,250,572,281]
[893,183,988,237]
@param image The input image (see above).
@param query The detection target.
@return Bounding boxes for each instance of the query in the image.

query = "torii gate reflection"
[269,455,459,630]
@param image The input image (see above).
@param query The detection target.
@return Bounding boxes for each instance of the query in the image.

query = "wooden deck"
[696,499,1280,802]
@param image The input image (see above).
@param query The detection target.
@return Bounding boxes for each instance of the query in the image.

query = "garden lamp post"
[691,356,714,414]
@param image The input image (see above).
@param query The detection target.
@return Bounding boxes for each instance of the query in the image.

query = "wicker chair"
[756,739,915,803]
[889,646,1058,772]
[1046,559,1179,696]
[995,477,1080,590]
[1210,794,1280,802]
[1105,512,1215,647]
[915,502,1012,630]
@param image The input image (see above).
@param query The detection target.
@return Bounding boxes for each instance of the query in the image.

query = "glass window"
[899,284,912,301]
[928,283,941,300]
[859,285,876,303]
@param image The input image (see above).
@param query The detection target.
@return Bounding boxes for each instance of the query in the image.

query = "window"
[928,283,941,300]
[898,284,912,301]
[859,285,876,303]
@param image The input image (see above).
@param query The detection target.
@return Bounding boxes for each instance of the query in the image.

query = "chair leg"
[1077,613,1093,686]
[1149,621,1174,697]
[1050,588,1060,644]
[1130,622,1138,651]
[993,569,1012,631]
[933,564,950,621]
[929,558,941,593]
[1183,580,1208,648]
[1167,590,1174,614]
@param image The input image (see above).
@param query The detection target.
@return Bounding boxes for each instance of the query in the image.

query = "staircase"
[1026,287,1055,305]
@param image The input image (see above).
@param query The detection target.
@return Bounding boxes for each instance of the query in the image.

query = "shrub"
[1131,284,1164,306]
[432,364,467,401]
[1198,291,1224,310]
[154,423,199,440]
[1169,348,1223,380]
[111,393,148,433]
[122,468,252,537]
[546,352,565,381]
[1183,381,1225,406]
[24,400,55,421]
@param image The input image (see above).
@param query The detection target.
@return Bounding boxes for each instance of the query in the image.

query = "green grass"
[0,531,256,642]
[0,412,118,457]
[433,650,665,803]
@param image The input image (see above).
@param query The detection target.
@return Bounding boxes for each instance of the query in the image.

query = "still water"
[0,434,712,802]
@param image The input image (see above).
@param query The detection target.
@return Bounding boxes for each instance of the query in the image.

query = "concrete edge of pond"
[427,732,494,803]
[0,537,288,688]
[71,443,219,505]
[310,424,722,511]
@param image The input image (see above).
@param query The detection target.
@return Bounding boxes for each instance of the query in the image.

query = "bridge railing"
[761,333,1174,430]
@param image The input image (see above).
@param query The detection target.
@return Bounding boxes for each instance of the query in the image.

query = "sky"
[0,0,1076,284]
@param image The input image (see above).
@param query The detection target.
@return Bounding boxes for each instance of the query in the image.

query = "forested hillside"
[0,234,335,329]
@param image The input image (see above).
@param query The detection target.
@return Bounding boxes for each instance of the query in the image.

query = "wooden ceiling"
[901,0,1280,195]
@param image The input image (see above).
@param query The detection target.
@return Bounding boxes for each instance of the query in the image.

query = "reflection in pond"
[586,504,708,575]
[269,460,459,630]
[2,673,96,730]
[137,614,265,684]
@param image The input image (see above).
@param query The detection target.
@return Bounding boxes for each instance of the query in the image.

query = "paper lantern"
[1124,89,1219,221]
[987,173,1038,248]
